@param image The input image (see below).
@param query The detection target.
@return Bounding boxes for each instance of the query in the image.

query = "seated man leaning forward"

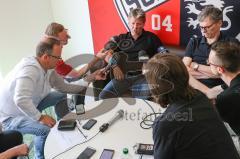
[144,53,240,159]
[0,38,105,159]
[189,40,240,136]
[99,7,166,100]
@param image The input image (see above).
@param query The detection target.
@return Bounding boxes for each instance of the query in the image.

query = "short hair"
[45,22,64,37]
[198,5,223,22]
[144,53,196,107]
[128,8,146,22]
[36,38,60,57]
[211,40,240,73]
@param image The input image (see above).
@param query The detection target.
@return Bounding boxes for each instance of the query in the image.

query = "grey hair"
[198,5,223,22]
[36,38,60,57]
[128,8,146,22]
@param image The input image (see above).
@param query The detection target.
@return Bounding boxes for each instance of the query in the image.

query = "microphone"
[102,63,112,73]
[103,36,119,51]
[138,50,149,62]
[99,109,124,132]
[102,52,120,73]
[157,46,169,54]
[110,36,120,43]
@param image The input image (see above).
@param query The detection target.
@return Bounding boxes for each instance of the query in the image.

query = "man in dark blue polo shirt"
[183,6,236,88]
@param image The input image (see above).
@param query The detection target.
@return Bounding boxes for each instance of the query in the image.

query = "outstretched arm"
[67,49,112,78]
[189,74,223,99]
[0,144,29,159]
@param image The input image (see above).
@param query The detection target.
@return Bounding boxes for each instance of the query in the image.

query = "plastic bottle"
[121,148,131,159]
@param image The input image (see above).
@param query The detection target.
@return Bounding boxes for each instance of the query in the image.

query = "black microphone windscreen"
[104,41,117,51]
[110,36,120,43]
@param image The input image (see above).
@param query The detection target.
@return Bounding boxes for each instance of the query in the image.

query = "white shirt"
[0,56,87,122]
[0,57,51,121]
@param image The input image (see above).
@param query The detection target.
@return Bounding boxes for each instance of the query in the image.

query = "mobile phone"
[82,119,97,130]
[75,104,85,115]
[77,147,96,159]
[99,149,114,159]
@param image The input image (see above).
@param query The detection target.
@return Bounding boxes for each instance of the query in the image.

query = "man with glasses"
[0,38,106,159]
[183,6,237,88]
[190,40,240,137]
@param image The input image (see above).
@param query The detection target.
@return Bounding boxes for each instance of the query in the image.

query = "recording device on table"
[134,143,154,155]
[99,109,124,132]
[58,119,76,131]
[77,147,96,159]
[100,149,114,159]
[82,119,97,130]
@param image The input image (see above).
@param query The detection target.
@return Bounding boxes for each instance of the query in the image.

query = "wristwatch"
[193,63,199,71]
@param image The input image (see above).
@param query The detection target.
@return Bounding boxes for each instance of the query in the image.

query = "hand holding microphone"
[103,36,119,51]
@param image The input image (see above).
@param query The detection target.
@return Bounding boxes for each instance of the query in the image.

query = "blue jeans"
[2,91,66,159]
[99,74,150,99]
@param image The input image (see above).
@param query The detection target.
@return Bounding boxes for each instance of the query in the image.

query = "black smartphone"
[77,147,96,159]
[99,149,114,159]
[82,119,97,130]
[75,104,85,115]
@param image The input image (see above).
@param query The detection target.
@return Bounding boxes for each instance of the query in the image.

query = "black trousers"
[0,130,23,159]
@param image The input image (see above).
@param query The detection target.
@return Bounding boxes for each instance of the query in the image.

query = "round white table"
[44,98,164,159]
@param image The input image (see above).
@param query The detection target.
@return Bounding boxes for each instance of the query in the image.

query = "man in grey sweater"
[0,38,106,159]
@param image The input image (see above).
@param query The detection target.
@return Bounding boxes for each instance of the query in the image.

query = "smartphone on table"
[75,104,85,115]
[99,149,114,159]
[77,146,96,159]
[82,119,97,130]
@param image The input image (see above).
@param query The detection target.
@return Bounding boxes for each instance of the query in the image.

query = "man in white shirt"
[0,38,105,159]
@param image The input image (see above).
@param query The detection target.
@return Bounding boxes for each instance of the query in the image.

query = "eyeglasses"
[199,22,216,31]
[48,54,62,60]
[206,59,222,68]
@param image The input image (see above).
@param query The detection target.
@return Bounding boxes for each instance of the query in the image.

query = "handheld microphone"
[158,46,169,54]
[138,50,149,62]
[99,109,124,132]
[102,52,120,73]
[103,36,119,51]
[102,64,111,73]
[110,36,120,43]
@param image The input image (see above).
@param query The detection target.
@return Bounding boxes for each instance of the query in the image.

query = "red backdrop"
[89,0,240,53]
[89,0,180,53]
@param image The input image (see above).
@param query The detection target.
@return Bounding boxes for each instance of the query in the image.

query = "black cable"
[142,100,157,118]
[140,113,162,129]
[76,123,87,139]
[51,131,100,159]
[140,99,162,129]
